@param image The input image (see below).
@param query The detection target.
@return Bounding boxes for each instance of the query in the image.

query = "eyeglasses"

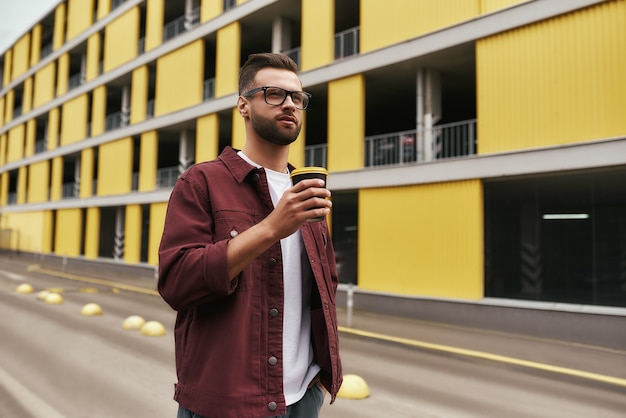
[243,86,311,110]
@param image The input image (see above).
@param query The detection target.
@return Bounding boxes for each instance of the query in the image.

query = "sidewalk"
[335,307,626,386]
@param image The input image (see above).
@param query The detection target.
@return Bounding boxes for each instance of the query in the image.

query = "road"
[1,255,625,418]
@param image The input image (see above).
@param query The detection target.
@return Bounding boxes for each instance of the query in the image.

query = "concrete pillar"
[113,207,125,260]
[272,17,292,53]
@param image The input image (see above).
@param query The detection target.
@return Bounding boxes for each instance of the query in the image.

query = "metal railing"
[8,192,17,205]
[104,110,130,131]
[163,8,200,42]
[432,119,476,160]
[61,182,79,199]
[111,0,127,10]
[147,99,155,118]
[283,47,301,69]
[40,43,53,59]
[304,144,327,168]
[224,0,236,11]
[157,166,180,188]
[365,130,418,167]
[303,119,477,169]
[335,26,360,60]
[203,78,215,101]
[68,73,85,90]
[35,139,47,154]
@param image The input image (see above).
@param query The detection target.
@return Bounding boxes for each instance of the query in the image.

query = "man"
[158,53,343,418]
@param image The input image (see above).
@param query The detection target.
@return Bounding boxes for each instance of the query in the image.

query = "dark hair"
[238,53,299,95]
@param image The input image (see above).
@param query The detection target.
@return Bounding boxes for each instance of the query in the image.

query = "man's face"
[243,68,304,146]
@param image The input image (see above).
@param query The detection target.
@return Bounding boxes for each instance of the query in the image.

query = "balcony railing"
[303,119,477,169]
[8,192,17,205]
[147,99,155,118]
[105,110,129,131]
[283,47,301,69]
[68,73,85,90]
[40,43,53,59]
[203,78,215,101]
[163,8,200,42]
[335,26,360,60]
[111,0,128,10]
[304,144,327,168]
[35,139,47,154]
[157,166,180,188]
[62,182,79,199]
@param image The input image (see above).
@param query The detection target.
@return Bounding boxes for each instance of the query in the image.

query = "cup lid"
[290,166,328,177]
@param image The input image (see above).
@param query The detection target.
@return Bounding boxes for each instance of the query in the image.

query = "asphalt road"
[1,256,625,418]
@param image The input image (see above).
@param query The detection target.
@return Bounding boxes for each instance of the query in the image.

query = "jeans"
[177,384,325,418]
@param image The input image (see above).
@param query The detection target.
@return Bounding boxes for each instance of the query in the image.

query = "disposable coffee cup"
[290,166,329,222]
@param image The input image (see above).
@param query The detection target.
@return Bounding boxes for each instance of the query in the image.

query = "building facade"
[1,0,625,309]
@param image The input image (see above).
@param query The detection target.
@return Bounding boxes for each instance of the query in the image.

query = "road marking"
[0,367,66,418]
[29,266,159,296]
[338,326,626,388]
[0,271,25,281]
[29,263,625,389]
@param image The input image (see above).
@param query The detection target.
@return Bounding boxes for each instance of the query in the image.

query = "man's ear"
[237,96,248,117]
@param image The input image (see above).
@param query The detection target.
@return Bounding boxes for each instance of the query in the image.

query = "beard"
[250,113,302,146]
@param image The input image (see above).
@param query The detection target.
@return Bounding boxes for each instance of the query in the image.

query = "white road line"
[0,367,66,418]
[0,271,24,281]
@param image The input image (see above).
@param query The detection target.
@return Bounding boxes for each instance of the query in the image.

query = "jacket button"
[251,173,260,182]
[268,356,277,366]
[268,258,277,267]
[269,308,279,317]
[268,401,277,411]
[229,229,238,238]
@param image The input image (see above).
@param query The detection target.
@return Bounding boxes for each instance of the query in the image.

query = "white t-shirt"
[237,152,320,405]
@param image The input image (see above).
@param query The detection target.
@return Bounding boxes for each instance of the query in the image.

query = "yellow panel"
[155,40,204,116]
[98,137,133,196]
[12,34,31,79]
[0,172,7,206]
[301,0,333,71]
[50,157,63,200]
[17,166,27,205]
[33,62,56,108]
[57,53,69,96]
[477,1,626,153]
[66,0,95,41]
[42,210,54,253]
[145,0,164,52]
[1,211,49,253]
[79,148,94,198]
[24,119,36,157]
[327,75,364,171]
[0,134,6,166]
[61,94,88,145]
[196,114,219,163]
[201,0,223,22]
[53,3,67,51]
[84,206,100,258]
[139,131,157,191]
[130,66,148,124]
[98,0,111,20]
[124,204,142,263]
[0,97,4,127]
[28,161,50,203]
[91,85,107,136]
[30,24,42,66]
[361,0,479,54]
[480,0,529,13]
[215,23,240,97]
[85,33,100,82]
[104,7,139,72]
[7,125,25,163]
[5,90,14,122]
[231,108,245,150]
[47,108,60,150]
[148,202,167,265]
[55,208,83,257]
[359,180,483,299]
[2,50,11,86]
[22,77,33,113]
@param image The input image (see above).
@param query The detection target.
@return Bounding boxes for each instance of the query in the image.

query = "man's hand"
[226,178,331,280]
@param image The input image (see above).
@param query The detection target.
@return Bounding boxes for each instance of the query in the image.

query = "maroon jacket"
[158,147,342,418]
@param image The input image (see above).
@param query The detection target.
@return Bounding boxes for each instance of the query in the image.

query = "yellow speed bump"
[44,292,64,305]
[81,303,103,316]
[122,315,146,331]
[337,374,370,400]
[37,290,50,301]
[16,283,34,294]
[140,320,166,337]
